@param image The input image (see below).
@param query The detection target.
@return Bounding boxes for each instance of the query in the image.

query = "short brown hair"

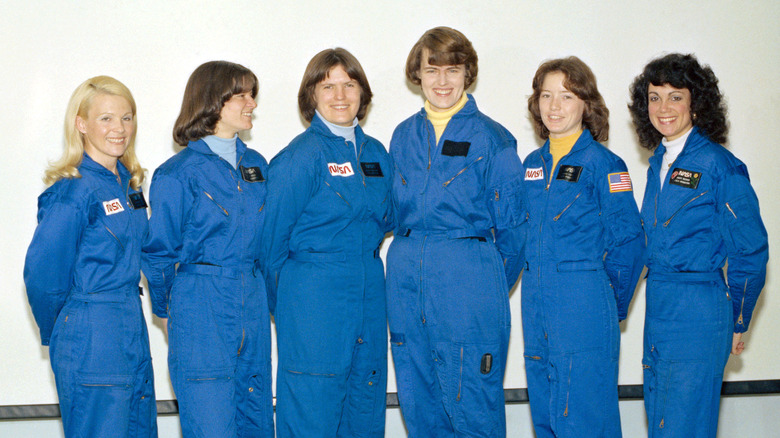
[173,61,258,146]
[298,48,373,123]
[528,56,609,142]
[405,27,478,89]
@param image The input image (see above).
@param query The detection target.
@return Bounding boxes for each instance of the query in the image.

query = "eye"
[648,96,659,102]
[101,116,111,121]
[671,95,682,101]
[122,116,133,122]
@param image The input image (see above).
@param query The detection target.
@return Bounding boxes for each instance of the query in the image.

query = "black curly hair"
[628,53,728,150]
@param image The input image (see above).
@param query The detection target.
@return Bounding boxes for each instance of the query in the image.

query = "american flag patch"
[608,172,632,192]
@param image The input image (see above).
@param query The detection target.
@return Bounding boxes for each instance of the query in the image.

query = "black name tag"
[556,165,582,182]
[240,166,265,182]
[128,192,148,209]
[442,140,470,157]
[360,162,384,177]
[668,168,701,189]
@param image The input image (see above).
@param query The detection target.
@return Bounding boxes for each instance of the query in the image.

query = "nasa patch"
[669,168,701,189]
[103,198,125,215]
[328,162,355,177]
[525,167,544,181]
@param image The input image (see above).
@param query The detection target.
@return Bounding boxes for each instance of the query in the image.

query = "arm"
[142,171,189,318]
[23,191,85,346]
[718,164,768,333]
[262,146,316,314]
[597,159,645,321]
[487,145,529,289]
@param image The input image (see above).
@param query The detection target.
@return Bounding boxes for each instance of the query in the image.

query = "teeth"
[107,138,125,144]
[242,112,252,116]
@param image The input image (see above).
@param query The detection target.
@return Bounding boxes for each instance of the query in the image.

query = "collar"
[80,153,130,180]
[540,129,593,160]
[419,93,478,120]
[309,113,366,144]
[650,126,704,170]
[187,136,248,158]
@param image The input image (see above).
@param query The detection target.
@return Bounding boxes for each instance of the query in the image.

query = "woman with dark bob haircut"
[629,53,768,437]
[143,61,274,437]
[522,57,643,437]
[263,48,392,437]
[386,26,527,437]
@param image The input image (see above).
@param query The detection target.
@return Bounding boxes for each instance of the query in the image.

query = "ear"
[75,115,87,134]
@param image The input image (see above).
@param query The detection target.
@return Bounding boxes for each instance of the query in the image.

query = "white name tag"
[103,198,125,215]
[328,162,355,177]
[525,167,544,181]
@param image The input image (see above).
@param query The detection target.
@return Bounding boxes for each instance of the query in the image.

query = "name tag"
[669,168,701,189]
[103,198,125,215]
[240,166,265,182]
[128,192,148,209]
[525,167,544,181]
[328,162,355,177]
[360,162,384,177]
[556,165,582,182]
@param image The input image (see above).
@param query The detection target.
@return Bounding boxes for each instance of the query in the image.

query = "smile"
[107,138,126,144]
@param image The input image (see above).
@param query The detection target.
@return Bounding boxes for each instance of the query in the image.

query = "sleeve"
[142,170,190,318]
[261,147,316,314]
[717,164,768,333]
[596,158,645,321]
[23,191,85,345]
[487,144,529,289]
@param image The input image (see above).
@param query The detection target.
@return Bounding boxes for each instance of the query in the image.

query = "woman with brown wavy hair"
[522,56,643,437]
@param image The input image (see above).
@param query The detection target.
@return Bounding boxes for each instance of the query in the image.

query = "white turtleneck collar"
[660,127,694,187]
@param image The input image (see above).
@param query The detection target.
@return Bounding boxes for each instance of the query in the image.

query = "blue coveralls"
[142,138,273,437]
[387,95,527,438]
[24,155,157,438]
[641,127,768,438]
[521,130,644,437]
[263,115,392,438]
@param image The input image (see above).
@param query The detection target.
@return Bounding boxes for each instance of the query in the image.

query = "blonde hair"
[45,76,144,189]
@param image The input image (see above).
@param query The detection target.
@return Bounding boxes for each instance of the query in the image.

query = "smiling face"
[76,93,135,172]
[647,83,693,141]
[538,71,586,139]
[214,90,257,138]
[419,49,466,112]
[314,65,361,127]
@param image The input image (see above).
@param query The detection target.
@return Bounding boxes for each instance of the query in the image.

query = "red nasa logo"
[328,162,354,177]
[102,198,125,215]
[525,167,544,181]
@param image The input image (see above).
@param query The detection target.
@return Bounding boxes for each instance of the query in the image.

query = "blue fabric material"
[641,127,768,437]
[263,115,392,437]
[24,155,157,437]
[386,95,527,437]
[142,138,273,437]
[521,130,644,437]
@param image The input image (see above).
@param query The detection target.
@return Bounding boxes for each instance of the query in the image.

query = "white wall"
[1,0,778,433]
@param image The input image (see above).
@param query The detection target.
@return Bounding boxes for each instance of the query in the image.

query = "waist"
[525,260,604,272]
[70,285,139,302]
[648,270,724,283]
[289,248,380,262]
[178,261,260,279]
[396,227,493,242]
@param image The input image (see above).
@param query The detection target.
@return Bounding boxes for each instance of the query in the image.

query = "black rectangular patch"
[240,166,265,182]
[668,168,701,189]
[441,140,471,157]
[128,192,148,209]
[556,165,582,182]
[360,162,384,177]
[481,353,493,374]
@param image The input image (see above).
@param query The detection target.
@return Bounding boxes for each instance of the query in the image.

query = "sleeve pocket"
[720,194,767,255]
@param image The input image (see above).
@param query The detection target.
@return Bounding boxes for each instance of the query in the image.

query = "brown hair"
[528,56,609,142]
[405,27,478,89]
[173,61,258,146]
[298,48,373,122]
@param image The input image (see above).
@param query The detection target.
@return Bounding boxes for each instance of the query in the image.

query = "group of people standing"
[24,25,767,438]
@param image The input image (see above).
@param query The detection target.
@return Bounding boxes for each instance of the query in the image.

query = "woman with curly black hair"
[629,53,768,437]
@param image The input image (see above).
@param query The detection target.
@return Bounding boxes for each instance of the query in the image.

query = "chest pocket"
[550,178,596,236]
[89,191,132,252]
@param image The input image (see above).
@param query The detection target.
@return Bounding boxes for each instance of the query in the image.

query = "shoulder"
[391,112,424,139]
[689,132,746,178]
[153,147,200,178]
[270,129,322,171]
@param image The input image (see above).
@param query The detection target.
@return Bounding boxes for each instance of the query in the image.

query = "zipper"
[203,191,229,216]
[553,192,581,221]
[737,280,747,325]
[563,357,572,417]
[323,181,351,206]
[357,140,366,187]
[104,226,125,250]
[237,327,245,355]
[495,190,500,217]
[663,191,707,227]
[456,346,464,401]
[425,121,433,170]
[397,170,407,185]
[443,156,484,187]
[523,354,542,360]
[725,202,737,219]
[419,235,427,324]
[259,202,265,213]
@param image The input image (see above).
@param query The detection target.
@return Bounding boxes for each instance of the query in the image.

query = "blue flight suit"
[387,95,527,438]
[641,127,768,438]
[522,130,644,437]
[142,138,273,437]
[263,115,392,438]
[24,155,157,438]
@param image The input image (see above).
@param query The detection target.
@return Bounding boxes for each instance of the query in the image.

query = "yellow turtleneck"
[425,93,469,144]
[548,130,582,184]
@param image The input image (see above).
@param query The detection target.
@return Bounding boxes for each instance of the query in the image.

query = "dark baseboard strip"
[3,380,779,420]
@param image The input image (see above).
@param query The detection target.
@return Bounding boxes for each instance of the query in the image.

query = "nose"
[550,96,561,110]
[437,70,447,85]
[334,85,345,100]
[113,119,126,133]
[247,98,257,109]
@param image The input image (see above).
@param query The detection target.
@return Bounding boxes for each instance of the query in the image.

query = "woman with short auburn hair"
[143,60,274,437]
[522,56,643,437]
[629,53,768,438]
[263,47,392,437]
[386,26,527,437]
[25,75,157,437]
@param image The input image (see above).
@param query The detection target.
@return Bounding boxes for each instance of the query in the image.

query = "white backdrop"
[1,0,778,407]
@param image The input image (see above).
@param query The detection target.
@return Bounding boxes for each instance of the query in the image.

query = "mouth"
[433,88,452,97]
[330,105,350,111]
[242,112,253,117]
[657,116,676,124]
[107,137,126,145]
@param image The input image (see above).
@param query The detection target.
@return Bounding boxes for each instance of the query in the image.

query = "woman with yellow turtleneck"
[521,57,644,437]
[386,27,528,437]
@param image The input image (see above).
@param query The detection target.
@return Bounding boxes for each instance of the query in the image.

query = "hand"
[731,332,744,355]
